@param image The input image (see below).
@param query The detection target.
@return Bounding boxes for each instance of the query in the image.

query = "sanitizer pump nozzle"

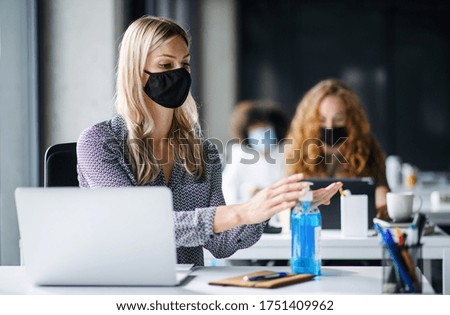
[298,181,313,211]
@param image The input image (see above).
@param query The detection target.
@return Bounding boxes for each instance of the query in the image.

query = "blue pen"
[243,272,288,281]
[374,223,386,243]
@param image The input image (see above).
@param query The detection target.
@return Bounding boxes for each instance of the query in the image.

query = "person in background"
[222,100,289,216]
[222,100,290,266]
[286,79,389,220]
[77,16,342,266]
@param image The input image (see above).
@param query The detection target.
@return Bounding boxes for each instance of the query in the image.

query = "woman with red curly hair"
[286,79,389,219]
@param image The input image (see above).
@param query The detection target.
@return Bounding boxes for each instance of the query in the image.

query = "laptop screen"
[15,186,180,286]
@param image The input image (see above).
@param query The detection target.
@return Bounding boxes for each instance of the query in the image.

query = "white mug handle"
[414,195,423,212]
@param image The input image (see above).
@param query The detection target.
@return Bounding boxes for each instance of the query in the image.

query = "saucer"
[390,217,413,224]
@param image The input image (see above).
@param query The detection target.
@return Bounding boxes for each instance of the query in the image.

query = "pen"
[339,187,345,197]
[394,227,404,245]
[399,245,420,290]
[243,272,288,281]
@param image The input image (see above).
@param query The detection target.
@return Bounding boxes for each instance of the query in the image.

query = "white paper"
[340,195,368,237]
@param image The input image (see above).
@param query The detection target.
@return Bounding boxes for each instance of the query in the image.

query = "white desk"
[0,266,433,295]
[204,229,450,294]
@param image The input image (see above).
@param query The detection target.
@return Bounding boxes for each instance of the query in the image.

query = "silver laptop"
[15,187,190,286]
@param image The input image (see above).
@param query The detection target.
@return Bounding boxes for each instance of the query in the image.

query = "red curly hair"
[286,79,387,185]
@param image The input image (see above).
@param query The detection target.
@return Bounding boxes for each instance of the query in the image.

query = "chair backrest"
[44,142,79,187]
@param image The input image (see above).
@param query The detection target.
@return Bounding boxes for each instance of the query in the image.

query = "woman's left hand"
[312,182,343,207]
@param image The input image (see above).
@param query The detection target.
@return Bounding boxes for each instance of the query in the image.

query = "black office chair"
[44,142,79,187]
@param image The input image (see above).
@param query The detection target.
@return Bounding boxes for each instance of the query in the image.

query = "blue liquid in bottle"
[291,200,322,275]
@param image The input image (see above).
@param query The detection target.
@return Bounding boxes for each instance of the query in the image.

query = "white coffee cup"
[387,192,422,222]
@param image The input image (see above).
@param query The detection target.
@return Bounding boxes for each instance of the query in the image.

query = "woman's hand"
[240,176,342,225]
[213,175,342,233]
[238,173,308,225]
[312,182,343,207]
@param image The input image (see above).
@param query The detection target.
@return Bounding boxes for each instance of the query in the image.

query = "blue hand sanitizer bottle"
[291,182,322,275]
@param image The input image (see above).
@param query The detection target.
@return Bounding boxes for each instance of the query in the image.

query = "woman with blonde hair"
[77,16,341,266]
[286,79,389,219]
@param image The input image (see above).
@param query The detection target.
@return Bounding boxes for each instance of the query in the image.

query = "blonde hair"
[286,79,386,183]
[116,16,204,185]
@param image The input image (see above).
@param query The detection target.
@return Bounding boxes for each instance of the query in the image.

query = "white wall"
[41,0,119,150]
[199,0,236,147]
[0,0,39,265]
[0,0,122,265]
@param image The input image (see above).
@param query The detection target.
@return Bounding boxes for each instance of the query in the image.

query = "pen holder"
[382,244,423,294]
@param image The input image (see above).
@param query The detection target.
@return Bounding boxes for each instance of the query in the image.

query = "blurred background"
[0,0,449,265]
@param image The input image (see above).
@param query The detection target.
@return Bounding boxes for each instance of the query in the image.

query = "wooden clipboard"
[208,270,315,289]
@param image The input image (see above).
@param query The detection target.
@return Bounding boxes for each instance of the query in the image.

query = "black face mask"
[143,68,191,109]
[319,127,348,146]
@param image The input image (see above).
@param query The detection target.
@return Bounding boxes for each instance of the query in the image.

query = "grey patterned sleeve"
[171,208,217,248]
[200,142,266,259]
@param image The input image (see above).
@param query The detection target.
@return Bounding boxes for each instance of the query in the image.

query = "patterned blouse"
[76,114,265,266]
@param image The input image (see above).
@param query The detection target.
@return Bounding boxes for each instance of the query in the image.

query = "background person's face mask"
[248,127,277,153]
[143,68,191,109]
[319,127,348,146]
